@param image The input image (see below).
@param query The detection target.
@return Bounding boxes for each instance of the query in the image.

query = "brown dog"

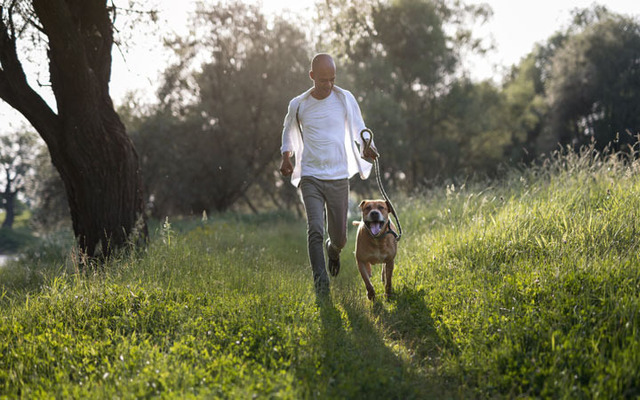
[353,199,398,300]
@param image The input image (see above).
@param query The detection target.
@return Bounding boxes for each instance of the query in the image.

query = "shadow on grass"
[294,288,459,399]
[373,287,459,363]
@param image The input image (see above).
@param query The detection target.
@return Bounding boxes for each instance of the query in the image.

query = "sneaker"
[326,239,341,277]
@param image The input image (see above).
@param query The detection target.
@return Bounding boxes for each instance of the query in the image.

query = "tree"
[317,0,492,186]
[0,1,147,259]
[0,130,39,228]
[547,8,640,151]
[130,2,309,216]
[435,80,512,175]
[500,48,551,163]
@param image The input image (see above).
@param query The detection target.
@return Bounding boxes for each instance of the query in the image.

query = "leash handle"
[360,128,373,147]
[360,128,379,161]
[359,129,403,241]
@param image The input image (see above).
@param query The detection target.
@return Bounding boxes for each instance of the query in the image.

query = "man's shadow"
[296,288,458,399]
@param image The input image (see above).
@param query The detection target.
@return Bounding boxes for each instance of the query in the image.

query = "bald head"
[311,53,336,72]
[310,53,336,100]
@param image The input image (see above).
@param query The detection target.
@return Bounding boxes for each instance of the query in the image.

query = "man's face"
[310,63,336,100]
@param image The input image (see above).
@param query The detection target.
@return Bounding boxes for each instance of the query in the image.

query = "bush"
[0,227,37,253]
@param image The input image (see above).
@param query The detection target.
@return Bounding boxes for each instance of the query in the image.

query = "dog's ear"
[359,200,367,209]
[386,200,394,214]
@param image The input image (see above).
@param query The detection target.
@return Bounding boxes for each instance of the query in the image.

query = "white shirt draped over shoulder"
[280,86,374,187]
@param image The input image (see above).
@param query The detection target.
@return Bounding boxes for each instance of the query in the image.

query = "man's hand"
[363,145,379,161]
[280,152,294,176]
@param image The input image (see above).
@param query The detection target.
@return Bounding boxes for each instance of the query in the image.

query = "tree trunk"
[0,1,147,259]
[1,191,15,229]
[1,168,15,229]
[51,107,147,258]
[1,170,15,229]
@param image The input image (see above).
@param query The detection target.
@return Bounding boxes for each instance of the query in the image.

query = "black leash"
[360,129,403,241]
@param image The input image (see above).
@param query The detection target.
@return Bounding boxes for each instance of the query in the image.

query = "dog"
[353,199,398,300]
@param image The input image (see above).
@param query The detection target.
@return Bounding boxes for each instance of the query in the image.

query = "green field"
[2,150,640,399]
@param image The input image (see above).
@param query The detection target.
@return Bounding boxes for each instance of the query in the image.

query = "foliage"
[501,50,550,162]
[2,149,640,397]
[26,145,71,233]
[114,2,640,220]
[0,130,71,232]
[0,226,35,253]
[125,2,309,217]
[547,7,640,150]
[0,131,39,197]
[317,0,494,187]
[0,130,41,228]
[436,80,511,176]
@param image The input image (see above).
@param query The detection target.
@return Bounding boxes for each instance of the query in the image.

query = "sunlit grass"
[1,149,640,398]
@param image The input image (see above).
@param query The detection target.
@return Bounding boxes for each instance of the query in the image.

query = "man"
[279,53,379,296]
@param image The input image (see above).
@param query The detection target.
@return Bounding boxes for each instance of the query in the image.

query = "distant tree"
[317,0,492,186]
[500,48,551,163]
[435,80,512,175]
[0,130,39,228]
[27,145,71,232]
[484,21,571,163]
[547,7,640,151]
[0,1,147,260]
[130,2,309,215]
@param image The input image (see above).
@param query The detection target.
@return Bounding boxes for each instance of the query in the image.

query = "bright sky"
[2,0,640,132]
[466,0,640,80]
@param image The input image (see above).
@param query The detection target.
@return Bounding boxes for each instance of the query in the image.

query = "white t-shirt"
[280,85,373,187]
[299,92,349,180]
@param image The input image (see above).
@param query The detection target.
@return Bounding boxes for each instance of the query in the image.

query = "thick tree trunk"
[0,1,147,259]
[37,0,147,258]
[51,106,147,257]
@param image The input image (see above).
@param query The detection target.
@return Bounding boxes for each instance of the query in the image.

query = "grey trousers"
[299,177,349,293]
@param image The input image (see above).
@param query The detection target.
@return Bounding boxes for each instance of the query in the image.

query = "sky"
[2,0,640,132]
[465,0,640,79]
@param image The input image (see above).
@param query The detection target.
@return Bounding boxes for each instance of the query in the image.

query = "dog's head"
[359,199,392,236]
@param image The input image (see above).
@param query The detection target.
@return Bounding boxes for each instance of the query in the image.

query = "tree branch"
[0,9,61,152]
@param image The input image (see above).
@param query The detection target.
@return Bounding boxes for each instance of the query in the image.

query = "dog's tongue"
[370,222,383,235]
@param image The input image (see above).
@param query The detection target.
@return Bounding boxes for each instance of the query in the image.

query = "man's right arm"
[280,97,300,177]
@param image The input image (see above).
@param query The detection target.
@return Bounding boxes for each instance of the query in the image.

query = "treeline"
[27,1,640,221]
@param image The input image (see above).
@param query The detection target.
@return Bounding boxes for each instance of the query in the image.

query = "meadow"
[1,149,640,399]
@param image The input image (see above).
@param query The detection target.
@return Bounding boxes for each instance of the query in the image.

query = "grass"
[1,149,640,398]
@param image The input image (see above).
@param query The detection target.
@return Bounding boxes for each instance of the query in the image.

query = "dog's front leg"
[384,260,394,299]
[357,261,376,300]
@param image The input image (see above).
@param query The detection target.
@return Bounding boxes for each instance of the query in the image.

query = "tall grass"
[2,149,640,398]
[398,149,640,397]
